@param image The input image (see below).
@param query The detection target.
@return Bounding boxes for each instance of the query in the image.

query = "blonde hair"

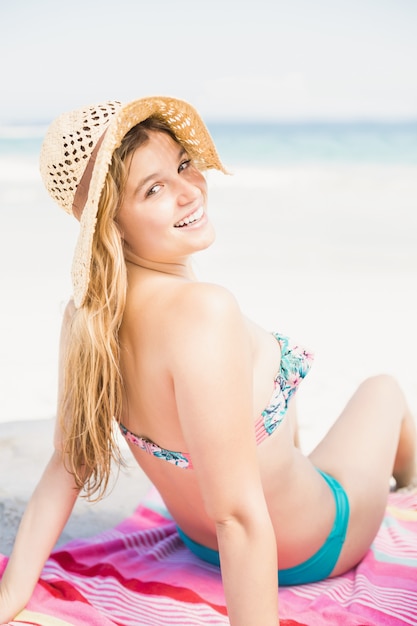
[59,118,177,500]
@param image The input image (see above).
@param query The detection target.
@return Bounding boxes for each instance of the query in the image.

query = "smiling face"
[116,130,215,272]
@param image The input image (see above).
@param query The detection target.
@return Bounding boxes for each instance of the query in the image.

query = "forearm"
[217,514,279,626]
[0,450,79,621]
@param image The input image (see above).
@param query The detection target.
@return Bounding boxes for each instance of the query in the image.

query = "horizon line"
[1,117,416,138]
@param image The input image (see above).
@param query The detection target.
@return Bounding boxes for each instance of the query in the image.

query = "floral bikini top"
[119,332,314,470]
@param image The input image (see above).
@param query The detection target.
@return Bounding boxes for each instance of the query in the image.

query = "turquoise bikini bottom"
[177,469,350,586]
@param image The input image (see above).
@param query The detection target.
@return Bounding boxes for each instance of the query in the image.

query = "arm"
[170,284,279,626]
[0,450,80,621]
[0,301,80,622]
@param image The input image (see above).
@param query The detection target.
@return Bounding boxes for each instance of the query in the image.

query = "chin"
[196,224,216,251]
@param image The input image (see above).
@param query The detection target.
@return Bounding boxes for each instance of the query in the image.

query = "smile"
[174,206,204,228]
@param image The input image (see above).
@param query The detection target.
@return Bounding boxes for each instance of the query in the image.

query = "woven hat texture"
[39,96,226,307]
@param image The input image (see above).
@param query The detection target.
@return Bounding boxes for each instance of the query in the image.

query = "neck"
[125,253,196,281]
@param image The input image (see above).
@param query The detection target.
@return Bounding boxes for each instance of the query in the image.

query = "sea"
[1,121,416,431]
[1,120,417,164]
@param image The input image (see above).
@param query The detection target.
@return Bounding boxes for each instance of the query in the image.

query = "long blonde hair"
[59,118,179,500]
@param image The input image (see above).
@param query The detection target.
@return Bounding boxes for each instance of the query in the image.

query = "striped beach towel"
[1,488,416,625]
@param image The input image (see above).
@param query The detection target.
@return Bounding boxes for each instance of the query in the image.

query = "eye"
[178,159,191,173]
[146,183,162,197]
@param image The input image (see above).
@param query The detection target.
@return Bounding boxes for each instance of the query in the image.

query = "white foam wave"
[0,155,39,182]
[0,125,47,138]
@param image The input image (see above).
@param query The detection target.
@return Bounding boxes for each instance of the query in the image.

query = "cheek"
[197,172,208,194]
[124,214,166,254]
[118,211,144,248]
[187,168,207,194]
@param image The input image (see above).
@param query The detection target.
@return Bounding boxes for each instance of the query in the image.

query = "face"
[117,131,215,270]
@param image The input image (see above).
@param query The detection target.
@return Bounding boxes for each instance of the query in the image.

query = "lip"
[174,205,205,228]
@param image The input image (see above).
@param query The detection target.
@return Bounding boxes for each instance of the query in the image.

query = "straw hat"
[39,96,227,308]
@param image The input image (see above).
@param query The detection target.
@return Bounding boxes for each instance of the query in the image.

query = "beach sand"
[1,162,416,556]
[0,419,151,556]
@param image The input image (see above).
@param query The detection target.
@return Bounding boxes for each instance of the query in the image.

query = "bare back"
[117,262,336,569]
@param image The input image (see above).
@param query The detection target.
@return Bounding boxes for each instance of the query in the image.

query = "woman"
[0,96,415,626]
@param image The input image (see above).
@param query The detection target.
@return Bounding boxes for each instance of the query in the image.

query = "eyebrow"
[132,145,188,196]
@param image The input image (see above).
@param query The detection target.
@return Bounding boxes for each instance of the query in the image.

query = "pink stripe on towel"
[1,489,416,625]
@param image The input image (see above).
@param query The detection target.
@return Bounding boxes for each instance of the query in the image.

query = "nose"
[176,172,206,205]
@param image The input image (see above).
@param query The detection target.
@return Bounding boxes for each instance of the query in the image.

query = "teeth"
[175,206,204,227]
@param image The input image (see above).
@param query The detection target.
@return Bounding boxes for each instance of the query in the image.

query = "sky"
[0,0,416,125]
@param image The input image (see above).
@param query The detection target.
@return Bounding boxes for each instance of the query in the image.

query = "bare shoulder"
[164,282,250,367]
[171,281,242,329]
[61,298,76,324]
[54,299,76,449]
[56,299,76,346]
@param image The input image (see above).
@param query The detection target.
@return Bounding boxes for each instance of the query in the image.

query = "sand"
[0,419,151,556]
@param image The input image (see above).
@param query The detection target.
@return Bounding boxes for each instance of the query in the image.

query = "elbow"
[202,477,273,540]
[211,499,273,540]
[214,508,277,566]
[214,507,270,533]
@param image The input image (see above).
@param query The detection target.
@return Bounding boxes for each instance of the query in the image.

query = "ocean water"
[1,120,417,165]
[209,121,417,166]
[1,122,416,427]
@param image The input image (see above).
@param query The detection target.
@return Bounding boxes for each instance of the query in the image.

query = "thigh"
[309,375,405,486]
[308,375,406,571]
